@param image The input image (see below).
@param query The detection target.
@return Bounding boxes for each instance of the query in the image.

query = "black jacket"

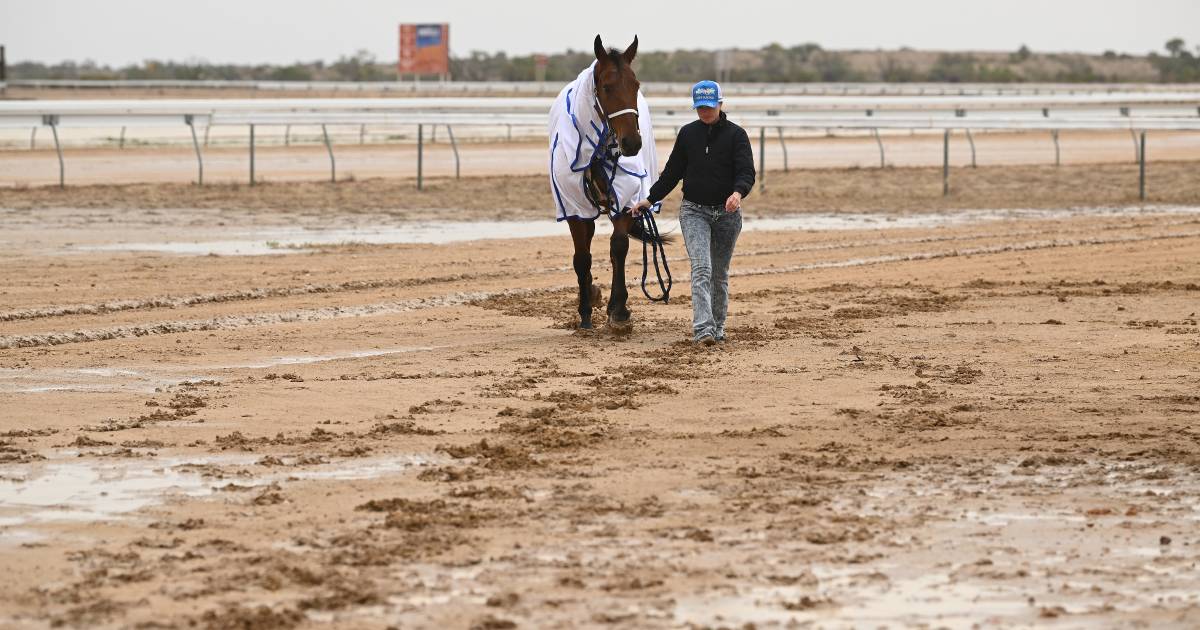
[646,111,756,206]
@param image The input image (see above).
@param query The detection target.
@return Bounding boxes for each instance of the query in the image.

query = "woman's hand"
[631,199,653,217]
[725,191,742,212]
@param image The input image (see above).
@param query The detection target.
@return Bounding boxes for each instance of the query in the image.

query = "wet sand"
[1,174,1200,628]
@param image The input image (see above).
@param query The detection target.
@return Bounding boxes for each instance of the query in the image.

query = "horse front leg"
[608,213,633,324]
[568,220,597,329]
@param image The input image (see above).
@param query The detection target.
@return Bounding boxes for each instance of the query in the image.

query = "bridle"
[598,104,639,121]
[583,73,672,305]
[593,68,640,124]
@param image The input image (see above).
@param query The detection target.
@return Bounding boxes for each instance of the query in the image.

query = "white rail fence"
[8,79,1200,97]
[2,95,1199,197]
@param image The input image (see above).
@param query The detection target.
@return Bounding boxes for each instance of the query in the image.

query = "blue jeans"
[679,199,742,341]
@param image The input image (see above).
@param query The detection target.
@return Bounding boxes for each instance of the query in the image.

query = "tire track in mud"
[7,216,1196,325]
[0,289,554,349]
[734,229,1200,277]
[734,216,1200,261]
[3,228,1198,350]
[0,272,517,323]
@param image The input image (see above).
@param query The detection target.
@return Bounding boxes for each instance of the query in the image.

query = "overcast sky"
[1,0,1196,66]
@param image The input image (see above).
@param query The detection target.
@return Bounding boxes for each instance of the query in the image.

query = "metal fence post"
[417,123,424,191]
[321,124,336,183]
[1052,129,1060,167]
[249,124,256,185]
[185,114,203,186]
[1130,128,1140,163]
[1139,130,1146,201]
[119,126,126,150]
[942,129,950,197]
[284,124,291,147]
[776,127,788,173]
[446,125,460,179]
[965,129,977,168]
[359,124,366,145]
[29,126,37,150]
[758,127,766,194]
[872,128,885,168]
[43,115,64,188]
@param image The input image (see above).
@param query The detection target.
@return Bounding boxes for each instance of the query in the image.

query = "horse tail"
[628,219,675,245]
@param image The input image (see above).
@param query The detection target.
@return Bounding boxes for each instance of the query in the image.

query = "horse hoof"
[605,318,633,336]
[578,321,594,330]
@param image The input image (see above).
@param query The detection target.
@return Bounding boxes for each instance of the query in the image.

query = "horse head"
[593,34,642,157]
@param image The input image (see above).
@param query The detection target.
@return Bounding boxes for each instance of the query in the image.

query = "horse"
[548,35,672,331]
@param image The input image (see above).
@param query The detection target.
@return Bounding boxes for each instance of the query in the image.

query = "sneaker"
[695,333,717,347]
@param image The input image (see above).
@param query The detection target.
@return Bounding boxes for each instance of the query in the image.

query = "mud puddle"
[2,335,560,391]
[65,206,1200,256]
[0,366,191,394]
[0,454,257,532]
[0,347,436,393]
[672,459,1200,627]
[0,452,441,542]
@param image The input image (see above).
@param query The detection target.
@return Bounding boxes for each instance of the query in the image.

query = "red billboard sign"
[399,23,450,76]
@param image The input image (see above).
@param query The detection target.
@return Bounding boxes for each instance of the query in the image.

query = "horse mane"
[604,48,626,69]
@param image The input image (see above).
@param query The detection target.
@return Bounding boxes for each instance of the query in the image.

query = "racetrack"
[2,164,1199,627]
[4,129,1200,187]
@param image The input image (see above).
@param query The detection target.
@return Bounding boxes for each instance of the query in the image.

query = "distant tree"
[878,57,919,82]
[1151,37,1199,81]
[269,65,313,81]
[8,42,1195,84]
[331,50,389,81]
[929,53,978,82]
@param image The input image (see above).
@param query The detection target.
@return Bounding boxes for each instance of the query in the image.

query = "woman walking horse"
[548,35,670,330]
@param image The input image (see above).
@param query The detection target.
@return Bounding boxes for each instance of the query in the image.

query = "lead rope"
[638,207,672,304]
[591,94,672,303]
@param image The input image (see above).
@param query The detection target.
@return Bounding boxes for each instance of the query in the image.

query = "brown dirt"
[1,178,1199,627]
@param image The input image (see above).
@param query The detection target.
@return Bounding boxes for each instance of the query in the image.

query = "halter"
[583,88,672,305]
[603,107,639,120]
[593,99,639,123]
[593,77,640,123]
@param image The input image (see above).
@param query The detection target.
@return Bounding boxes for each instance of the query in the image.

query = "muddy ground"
[1,167,1199,628]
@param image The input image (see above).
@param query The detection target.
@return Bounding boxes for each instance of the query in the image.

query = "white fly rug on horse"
[548,62,660,222]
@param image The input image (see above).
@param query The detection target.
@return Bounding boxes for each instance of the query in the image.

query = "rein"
[584,94,672,304]
[636,204,672,304]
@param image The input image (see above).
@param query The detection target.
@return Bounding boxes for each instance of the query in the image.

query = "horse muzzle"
[619,137,643,157]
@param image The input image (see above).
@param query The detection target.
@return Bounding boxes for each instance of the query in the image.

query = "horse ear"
[622,35,638,64]
[594,35,607,64]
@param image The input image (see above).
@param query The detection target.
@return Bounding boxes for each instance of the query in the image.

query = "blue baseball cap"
[691,80,722,109]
